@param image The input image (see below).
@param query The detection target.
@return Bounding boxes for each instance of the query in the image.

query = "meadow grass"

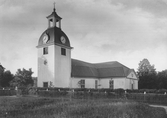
[0,96,166,118]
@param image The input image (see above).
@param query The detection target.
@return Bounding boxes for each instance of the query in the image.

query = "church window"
[61,48,66,56]
[95,80,98,89]
[81,80,85,88]
[109,79,114,89]
[78,79,85,88]
[43,82,48,88]
[43,47,48,55]
[131,80,134,90]
[132,84,134,90]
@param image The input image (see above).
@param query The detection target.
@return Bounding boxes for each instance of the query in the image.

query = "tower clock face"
[60,36,66,44]
[43,34,49,44]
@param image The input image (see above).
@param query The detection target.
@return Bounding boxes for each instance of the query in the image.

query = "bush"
[114,88,125,96]
[156,89,167,94]
[0,89,16,96]
[38,90,68,97]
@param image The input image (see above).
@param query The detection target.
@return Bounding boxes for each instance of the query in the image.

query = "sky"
[0,0,167,76]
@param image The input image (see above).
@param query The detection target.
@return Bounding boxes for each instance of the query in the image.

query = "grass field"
[0,96,166,118]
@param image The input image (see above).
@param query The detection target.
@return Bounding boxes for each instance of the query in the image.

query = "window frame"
[43,82,48,88]
[109,79,114,89]
[78,79,85,88]
[95,80,98,89]
[43,47,48,55]
[61,48,66,56]
[81,80,85,88]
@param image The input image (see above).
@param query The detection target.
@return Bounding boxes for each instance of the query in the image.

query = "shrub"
[38,90,68,97]
[0,89,16,96]
[114,88,125,95]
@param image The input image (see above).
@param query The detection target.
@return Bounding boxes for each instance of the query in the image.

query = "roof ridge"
[72,58,93,65]
[92,61,117,65]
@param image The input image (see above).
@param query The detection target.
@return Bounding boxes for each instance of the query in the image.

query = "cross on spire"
[53,2,56,12]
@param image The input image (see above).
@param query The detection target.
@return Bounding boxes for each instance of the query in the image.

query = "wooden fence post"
[144,91,146,101]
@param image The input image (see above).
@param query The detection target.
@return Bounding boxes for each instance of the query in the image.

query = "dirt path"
[150,105,167,113]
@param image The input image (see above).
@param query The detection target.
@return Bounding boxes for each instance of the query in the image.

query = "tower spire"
[53,2,56,12]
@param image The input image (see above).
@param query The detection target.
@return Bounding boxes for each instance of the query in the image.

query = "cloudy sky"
[0,0,167,76]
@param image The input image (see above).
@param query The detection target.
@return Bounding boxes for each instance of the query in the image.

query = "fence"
[0,88,16,96]
[0,87,36,96]
[127,93,167,105]
[37,88,167,105]
[1,87,167,105]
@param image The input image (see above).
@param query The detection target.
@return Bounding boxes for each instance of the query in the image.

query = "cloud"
[0,0,166,75]
[110,0,167,17]
[68,0,167,71]
[68,3,166,52]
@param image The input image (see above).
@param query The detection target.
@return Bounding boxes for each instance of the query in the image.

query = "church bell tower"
[37,6,72,88]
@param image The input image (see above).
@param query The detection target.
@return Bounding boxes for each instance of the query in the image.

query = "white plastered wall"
[72,77,129,89]
[37,44,71,88]
[126,71,138,89]
[37,45,55,87]
[100,78,126,89]
[54,45,71,88]
[71,77,98,88]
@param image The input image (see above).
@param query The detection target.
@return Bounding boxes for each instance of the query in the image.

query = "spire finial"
[53,2,56,12]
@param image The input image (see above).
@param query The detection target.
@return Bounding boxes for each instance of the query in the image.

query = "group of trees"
[0,65,34,88]
[138,59,167,89]
[0,58,167,89]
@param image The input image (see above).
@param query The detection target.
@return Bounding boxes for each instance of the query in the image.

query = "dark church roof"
[71,59,133,78]
[37,26,72,48]
[46,11,62,21]
[37,8,72,49]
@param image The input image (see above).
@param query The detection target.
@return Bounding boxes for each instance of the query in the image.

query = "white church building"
[37,7,138,90]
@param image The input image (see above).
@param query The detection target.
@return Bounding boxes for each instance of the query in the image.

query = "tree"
[0,70,14,87]
[157,70,167,89]
[137,58,156,76]
[0,64,5,78]
[10,68,34,87]
[0,64,5,87]
[137,58,157,89]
